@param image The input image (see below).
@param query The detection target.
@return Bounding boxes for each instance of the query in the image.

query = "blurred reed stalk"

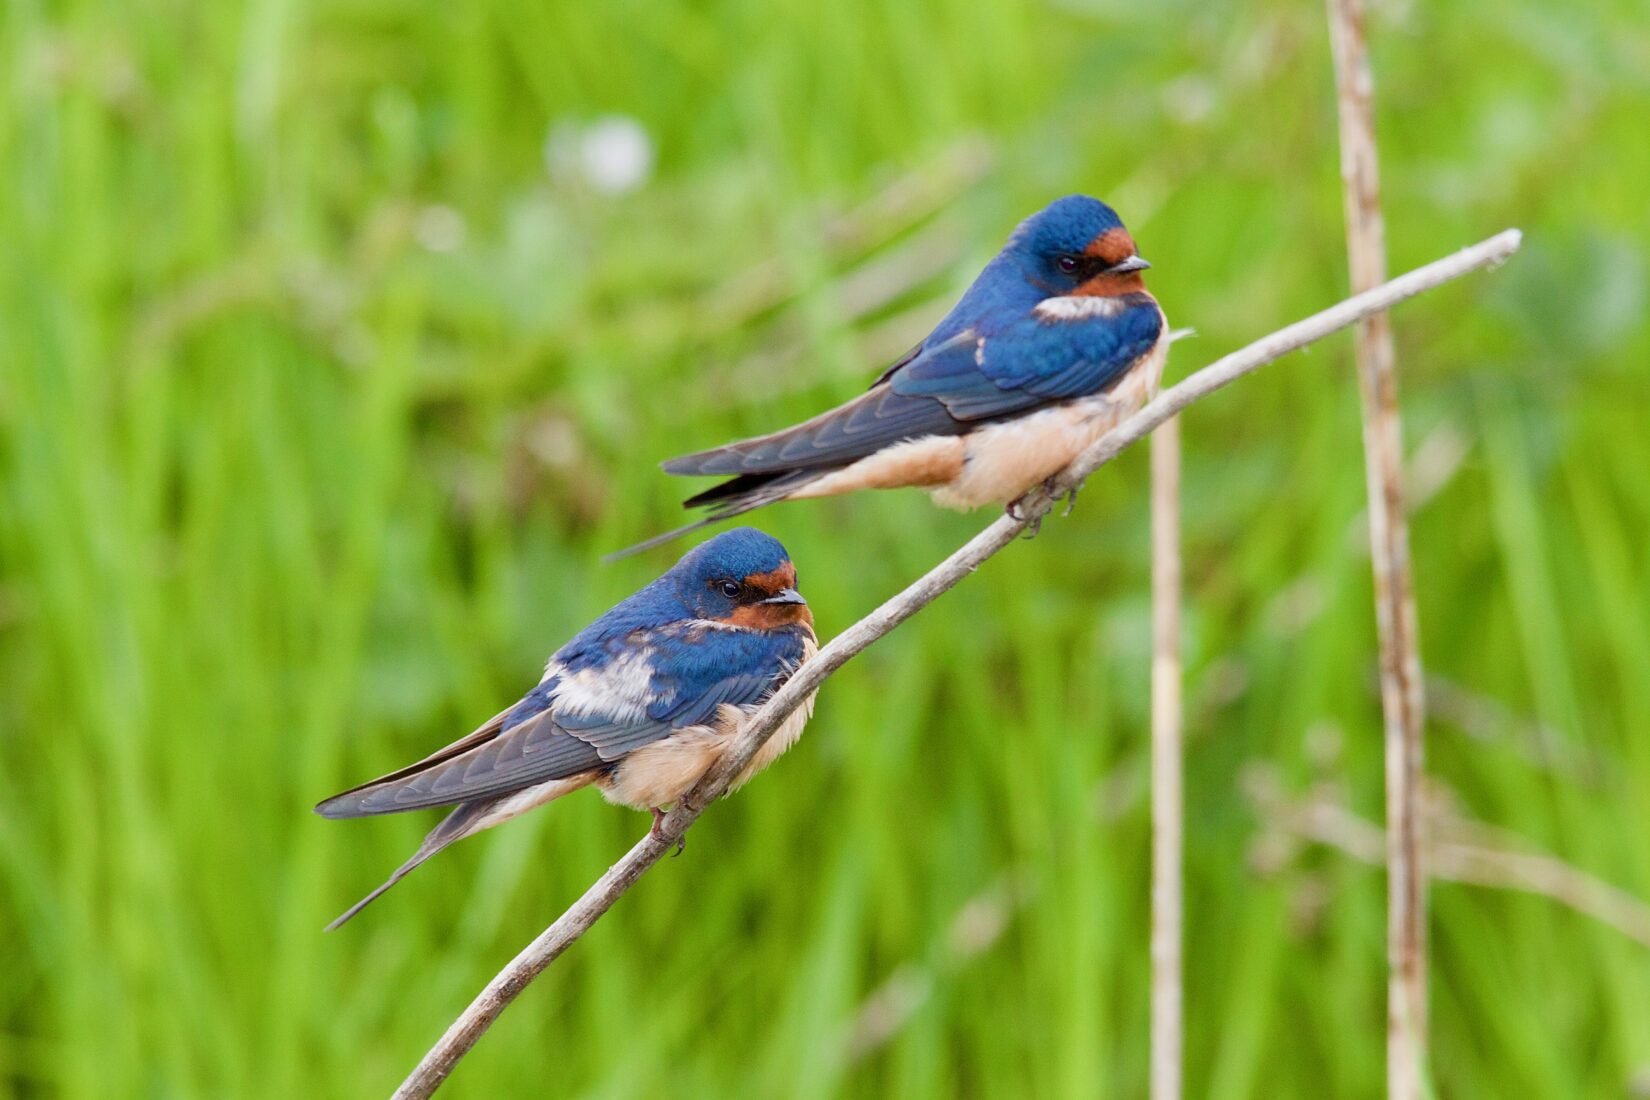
[1245,771,1650,951]
[392,230,1520,1100]
[1150,414,1183,1100]
[1324,0,1430,1095]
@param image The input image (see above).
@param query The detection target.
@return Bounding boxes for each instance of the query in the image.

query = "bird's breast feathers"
[1031,294,1133,322]
[938,311,1167,506]
[596,630,817,810]
[943,356,1162,506]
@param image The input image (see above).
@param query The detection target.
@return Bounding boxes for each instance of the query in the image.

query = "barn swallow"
[315,528,815,929]
[613,194,1167,558]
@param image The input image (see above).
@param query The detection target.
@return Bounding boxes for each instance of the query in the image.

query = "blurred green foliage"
[2,0,1648,1096]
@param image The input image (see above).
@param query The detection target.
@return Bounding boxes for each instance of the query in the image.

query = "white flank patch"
[1033,295,1130,322]
[547,646,657,725]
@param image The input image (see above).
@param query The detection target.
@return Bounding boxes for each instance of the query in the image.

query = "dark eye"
[1057,255,1080,274]
[719,581,741,599]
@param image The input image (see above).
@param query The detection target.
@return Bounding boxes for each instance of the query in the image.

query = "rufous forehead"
[1083,227,1136,263]
[743,562,796,592]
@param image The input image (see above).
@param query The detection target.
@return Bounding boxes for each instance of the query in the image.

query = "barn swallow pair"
[319,196,1165,925]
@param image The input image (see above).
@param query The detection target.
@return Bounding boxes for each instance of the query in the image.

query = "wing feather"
[314,625,811,818]
[662,301,1161,481]
[663,383,968,477]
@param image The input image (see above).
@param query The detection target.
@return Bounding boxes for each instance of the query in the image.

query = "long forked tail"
[325,800,487,930]
[604,469,827,562]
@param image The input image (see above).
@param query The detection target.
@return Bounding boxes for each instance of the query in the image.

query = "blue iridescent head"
[1009,195,1150,292]
[669,528,808,626]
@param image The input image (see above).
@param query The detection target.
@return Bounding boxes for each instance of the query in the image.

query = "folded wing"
[662,335,977,478]
[664,302,1162,481]
[314,625,809,818]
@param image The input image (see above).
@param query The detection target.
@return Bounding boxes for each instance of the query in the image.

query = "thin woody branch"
[391,228,1522,1100]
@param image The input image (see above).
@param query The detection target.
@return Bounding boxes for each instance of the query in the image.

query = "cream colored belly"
[598,636,818,811]
[789,435,965,500]
[932,329,1168,509]
[788,326,1168,510]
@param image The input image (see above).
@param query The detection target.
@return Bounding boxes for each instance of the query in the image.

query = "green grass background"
[3,0,1648,1096]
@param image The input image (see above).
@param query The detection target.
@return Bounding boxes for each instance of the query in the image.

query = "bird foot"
[1007,486,1055,538]
[1060,479,1085,517]
[650,807,686,856]
[1006,492,1044,530]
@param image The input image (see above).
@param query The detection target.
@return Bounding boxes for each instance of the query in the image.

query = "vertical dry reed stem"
[1325,0,1429,1094]
[1150,414,1183,1100]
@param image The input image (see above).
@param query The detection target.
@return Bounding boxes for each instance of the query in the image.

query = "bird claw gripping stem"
[1006,492,1047,538]
[1008,474,1082,537]
[650,808,688,857]
[1060,478,1085,517]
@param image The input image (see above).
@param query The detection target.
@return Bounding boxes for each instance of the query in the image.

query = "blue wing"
[314,625,810,817]
[664,298,1162,478]
[890,300,1163,415]
[555,627,805,751]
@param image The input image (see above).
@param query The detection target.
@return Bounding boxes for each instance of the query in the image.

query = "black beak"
[760,587,807,606]
[1107,255,1150,274]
